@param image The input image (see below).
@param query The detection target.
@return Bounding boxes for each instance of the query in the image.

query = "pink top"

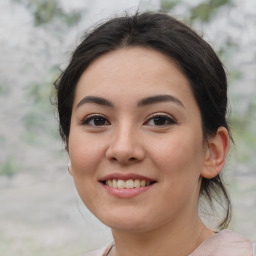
[83,230,255,256]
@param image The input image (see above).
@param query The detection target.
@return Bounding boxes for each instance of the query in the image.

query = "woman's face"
[68,47,209,232]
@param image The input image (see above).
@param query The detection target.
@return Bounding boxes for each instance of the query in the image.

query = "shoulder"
[81,243,114,256]
[190,229,254,256]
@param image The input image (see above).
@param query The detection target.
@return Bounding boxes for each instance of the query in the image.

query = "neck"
[111,216,213,256]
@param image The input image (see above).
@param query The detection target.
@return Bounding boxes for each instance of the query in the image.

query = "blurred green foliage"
[0,156,19,177]
[0,84,9,96]
[28,80,53,111]
[161,0,231,22]
[190,0,231,22]
[21,67,59,144]
[161,0,179,12]
[13,0,81,26]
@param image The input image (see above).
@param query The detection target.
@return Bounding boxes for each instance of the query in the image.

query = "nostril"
[110,157,118,161]
[112,156,136,161]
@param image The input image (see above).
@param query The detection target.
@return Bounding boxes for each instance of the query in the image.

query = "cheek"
[147,130,205,181]
[150,134,204,213]
[68,134,104,207]
[151,133,200,162]
[68,132,105,177]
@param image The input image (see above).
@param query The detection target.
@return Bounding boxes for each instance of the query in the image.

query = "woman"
[54,12,255,256]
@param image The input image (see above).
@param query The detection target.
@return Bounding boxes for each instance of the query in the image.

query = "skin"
[68,47,229,256]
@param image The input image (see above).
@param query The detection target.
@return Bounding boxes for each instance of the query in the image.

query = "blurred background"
[0,0,255,255]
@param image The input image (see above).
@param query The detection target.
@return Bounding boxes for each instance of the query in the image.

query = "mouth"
[101,179,156,189]
[99,174,157,198]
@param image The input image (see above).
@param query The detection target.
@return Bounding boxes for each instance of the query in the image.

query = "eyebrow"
[76,94,184,109]
[138,94,184,108]
[76,96,114,109]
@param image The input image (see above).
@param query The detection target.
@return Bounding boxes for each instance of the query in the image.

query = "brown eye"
[146,115,176,126]
[83,115,110,126]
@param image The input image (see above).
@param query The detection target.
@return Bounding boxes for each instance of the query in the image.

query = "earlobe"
[68,160,74,176]
[66,139,73,176]
[201,127,229,179]
[65,138,69,152]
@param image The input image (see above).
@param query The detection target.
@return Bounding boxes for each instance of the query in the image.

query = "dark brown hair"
[54,12,231,229]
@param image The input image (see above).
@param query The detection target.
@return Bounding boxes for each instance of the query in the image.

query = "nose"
[105,124,146,165]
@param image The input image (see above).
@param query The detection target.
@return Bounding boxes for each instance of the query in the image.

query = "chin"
[99,212,152,233]
[109,222,151,233]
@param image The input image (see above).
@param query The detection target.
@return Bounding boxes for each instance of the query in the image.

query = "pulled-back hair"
[54,12,231,229]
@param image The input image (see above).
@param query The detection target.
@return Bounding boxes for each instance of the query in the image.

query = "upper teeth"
[106,179,150,189]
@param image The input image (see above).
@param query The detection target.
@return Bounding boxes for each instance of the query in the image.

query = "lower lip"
[101,183,155,198]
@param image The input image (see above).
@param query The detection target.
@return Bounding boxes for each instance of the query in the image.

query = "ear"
[65,138,74,176]
[201,127,229,179]
[68,160,74,176]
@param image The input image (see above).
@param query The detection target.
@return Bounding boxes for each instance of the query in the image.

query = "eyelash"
[81,113,176,127]
[81,114,110,127]
[144,113,176,126]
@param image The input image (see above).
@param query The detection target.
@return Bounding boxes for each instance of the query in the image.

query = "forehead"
[74,46,196,108]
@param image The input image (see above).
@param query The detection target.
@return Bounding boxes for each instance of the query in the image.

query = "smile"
[99,174,157,197]
[103,179,154,189]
